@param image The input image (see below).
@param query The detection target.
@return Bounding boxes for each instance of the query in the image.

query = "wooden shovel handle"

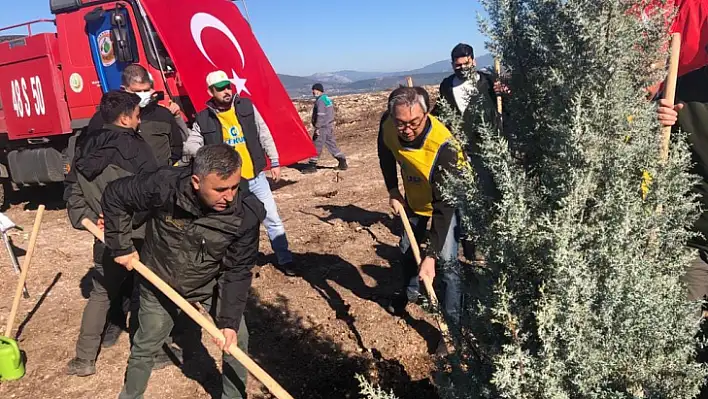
[660,33,681,163]
[81,219,294,399]
[392,201,453,342]
[5,205,45,337]
[495,59,503,115]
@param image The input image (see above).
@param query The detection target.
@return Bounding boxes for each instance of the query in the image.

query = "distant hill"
[278,54,494,98]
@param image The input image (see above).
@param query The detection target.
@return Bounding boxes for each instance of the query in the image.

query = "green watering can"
[0,337,24,381]
[0,206,44,382]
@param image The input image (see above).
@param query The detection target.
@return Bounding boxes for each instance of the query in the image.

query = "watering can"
[0,337,24,381]
[0,206,44,383]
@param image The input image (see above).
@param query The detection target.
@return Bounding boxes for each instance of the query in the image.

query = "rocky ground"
[0,90,444,399]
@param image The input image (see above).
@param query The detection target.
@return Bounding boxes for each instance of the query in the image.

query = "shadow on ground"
[16,272,62,340]
[315,204,398,236]
[245,291,439,399]
[6,183,66,211]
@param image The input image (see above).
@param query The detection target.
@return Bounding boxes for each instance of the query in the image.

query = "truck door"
[85,5,137,92]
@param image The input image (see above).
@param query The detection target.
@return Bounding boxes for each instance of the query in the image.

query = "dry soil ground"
[0,90,444,399]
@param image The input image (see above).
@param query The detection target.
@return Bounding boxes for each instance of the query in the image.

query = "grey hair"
[387,86,429,115]
[193,144,243,179]
[121,64,152,87]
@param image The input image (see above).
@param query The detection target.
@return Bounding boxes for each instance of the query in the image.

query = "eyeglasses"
[394,117,425,131]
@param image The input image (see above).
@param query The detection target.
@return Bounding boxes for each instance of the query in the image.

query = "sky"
[2,0,489,76]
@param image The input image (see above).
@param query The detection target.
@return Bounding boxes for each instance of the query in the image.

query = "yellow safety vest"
[382,115,457,217]
[216,107,255,179]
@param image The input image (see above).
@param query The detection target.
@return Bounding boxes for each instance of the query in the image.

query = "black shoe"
[154,346,183,370]
[66,358,96,377]
[385,292,409,316]
[302,164,317,174]
[279,261,299,277]
[101,322,123,348]
[434,337,450,356]
[336,157,348,171]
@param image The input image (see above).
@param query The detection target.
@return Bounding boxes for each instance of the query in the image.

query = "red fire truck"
[0,0,314,206]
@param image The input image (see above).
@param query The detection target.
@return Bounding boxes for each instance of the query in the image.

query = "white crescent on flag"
[190,12,249,95]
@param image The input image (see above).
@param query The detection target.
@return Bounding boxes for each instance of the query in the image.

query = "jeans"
[399,211,462,325]
[119,280,249,399]
[310,126,344,163]
[248,172,292,265]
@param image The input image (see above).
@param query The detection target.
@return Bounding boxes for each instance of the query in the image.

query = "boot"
[154,345,184,370]
[336,157,348,171]
[302,162,318,174]
[101,322,123,348]
[66,358,96,377]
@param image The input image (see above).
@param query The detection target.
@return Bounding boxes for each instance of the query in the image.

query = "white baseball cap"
[206,70,231,89]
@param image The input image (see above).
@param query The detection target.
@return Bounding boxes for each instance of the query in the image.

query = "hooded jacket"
[64,124,160,237]
[102,167,265,330]
[86,101,183,166]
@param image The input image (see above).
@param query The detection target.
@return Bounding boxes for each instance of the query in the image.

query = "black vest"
[194,97,267,176]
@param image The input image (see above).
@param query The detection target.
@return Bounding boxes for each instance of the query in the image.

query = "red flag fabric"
[671,0,708,77]
[140,0,315,167]
[643,0,708,77]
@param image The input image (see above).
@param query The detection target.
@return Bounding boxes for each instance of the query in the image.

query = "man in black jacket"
[103,144,264,399]
[74,64,185,348]
[85,64,183,166]
[432,43,501,150]
[433,43,504,261]
[64,91,160,376]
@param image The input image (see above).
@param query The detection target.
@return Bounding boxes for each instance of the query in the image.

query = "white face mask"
[136,91,153,108]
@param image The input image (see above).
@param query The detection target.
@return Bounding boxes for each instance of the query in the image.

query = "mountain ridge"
[279,54,494,97]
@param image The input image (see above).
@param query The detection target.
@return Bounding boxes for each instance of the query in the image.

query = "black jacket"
[64,124,159,232]
[194,97,267,175]
[102,167,266,330]
[432,71,499,154]
[86,102,183,166]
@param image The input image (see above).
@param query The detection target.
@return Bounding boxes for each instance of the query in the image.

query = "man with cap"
[191,70,298,276]
[302,83,348,173]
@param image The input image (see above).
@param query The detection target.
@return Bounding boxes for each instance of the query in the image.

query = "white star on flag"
[229,69,250,95]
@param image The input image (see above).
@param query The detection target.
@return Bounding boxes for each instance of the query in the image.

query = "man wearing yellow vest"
[192,71,297,276]
[378,86,466,336]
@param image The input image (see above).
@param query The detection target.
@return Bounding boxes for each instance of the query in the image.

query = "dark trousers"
[683,250,708,305]
[76,259,133,360]
[310,126,344,163]
[119,280,249,399]
[75,240,143,361]
[399,210,462,325]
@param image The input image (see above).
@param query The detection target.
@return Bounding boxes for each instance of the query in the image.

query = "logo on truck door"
[97,30,116,67]
[10,76,45,118]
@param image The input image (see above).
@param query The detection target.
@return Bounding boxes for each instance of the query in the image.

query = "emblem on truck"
[69,73,83,93]
[97,30,116,67]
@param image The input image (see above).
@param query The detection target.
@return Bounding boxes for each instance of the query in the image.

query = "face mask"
[136,91,153,108]
[454,66,474,81]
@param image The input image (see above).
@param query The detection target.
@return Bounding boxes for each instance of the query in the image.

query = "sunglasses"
[212,84,232,92]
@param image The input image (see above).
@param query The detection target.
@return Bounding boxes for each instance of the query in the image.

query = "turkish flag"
[140,0,315,167]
